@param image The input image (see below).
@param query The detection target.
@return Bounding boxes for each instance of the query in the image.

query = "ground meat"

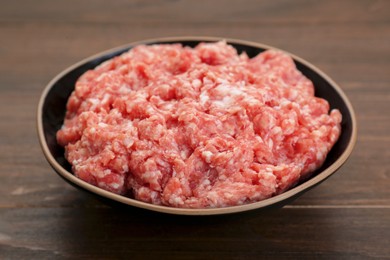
[57,41,342,208]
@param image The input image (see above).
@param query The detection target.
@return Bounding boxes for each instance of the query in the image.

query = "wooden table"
[1,0,389,258]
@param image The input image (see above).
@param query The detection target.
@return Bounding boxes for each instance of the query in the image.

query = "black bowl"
[37,37,357,215]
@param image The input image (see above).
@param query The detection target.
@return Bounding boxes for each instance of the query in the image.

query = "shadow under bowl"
[37,37,357,215]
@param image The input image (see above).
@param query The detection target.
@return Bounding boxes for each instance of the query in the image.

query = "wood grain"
[1,0,389,258]
[1,207,389,259]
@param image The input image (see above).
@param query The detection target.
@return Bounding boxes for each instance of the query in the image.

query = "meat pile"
[57,41,341,208]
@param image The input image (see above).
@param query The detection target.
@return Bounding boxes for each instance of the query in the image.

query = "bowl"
[37,37,357,215]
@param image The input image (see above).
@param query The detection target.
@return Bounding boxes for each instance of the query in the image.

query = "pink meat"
[57,41,342,208]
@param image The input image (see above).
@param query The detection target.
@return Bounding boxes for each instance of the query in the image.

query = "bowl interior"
[39,38,356,215]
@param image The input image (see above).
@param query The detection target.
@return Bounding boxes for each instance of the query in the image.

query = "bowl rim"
[37,36,357,215]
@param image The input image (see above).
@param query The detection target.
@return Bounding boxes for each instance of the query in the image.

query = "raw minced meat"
[57,41,342,208]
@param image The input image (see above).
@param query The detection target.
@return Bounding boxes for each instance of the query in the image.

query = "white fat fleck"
[180,151,188,160]
[224,192,233,199]
[229,87,244,96]
[214,96,234,109]
[182,81,191,89]
[123,137,134,148]
[119,84,131,93]
[244,96,259,105]
[101,94,111,104]
[202,151,213,163]
[160,84,170,92]
[206,191,219,203]
[316,146,328,161]
[271,126,282,135]
[150,191,158,201]
[307,163,317,172]
[215,84,244,97]
[122,164,129,173]
[289,89,298,99]
[215,84,231,94]
[98,122,108,128]
[72,160,78,166]
[262,170,274,178]
[223,96,234,104]
[88,98,100,111]
[146,107,155,114]
[267,139,274,149]
[200,92,209,105]
[162,102,174,110]
[117,64,127,72]
[316,151,324,161]
[188,123,197,131]
[95,72,108,82]
[110,182,120,189]
[202,179,211,186]
[312,130,322,137]
[171,196,184,205]
[143,171,161,180]
[96,169,111,178]
[124,121,133,129]
[330,129,338,143]
[89,98,100,105]
[216,77,229,84]
[218,175,227,181]
[280,99,291,107]
[192,79,202,88]
[255,136,264,143]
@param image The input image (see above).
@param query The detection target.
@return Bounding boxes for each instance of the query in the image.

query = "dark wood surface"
[1,0,389,259]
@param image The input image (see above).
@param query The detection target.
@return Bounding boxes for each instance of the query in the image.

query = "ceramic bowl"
[37,37,357,215]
